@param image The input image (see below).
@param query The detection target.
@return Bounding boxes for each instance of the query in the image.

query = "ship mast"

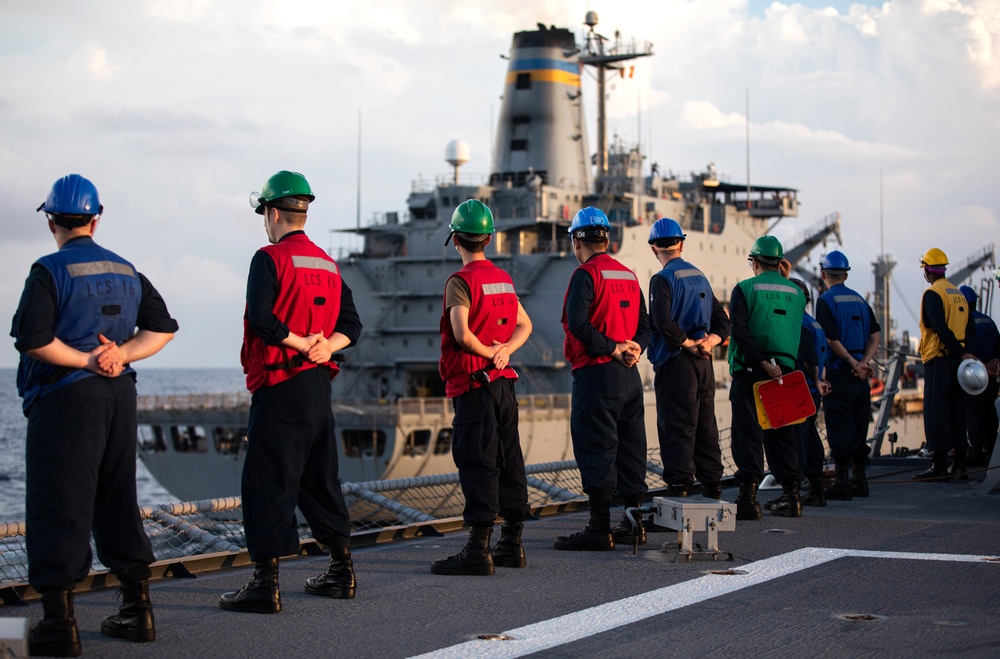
[872,169,896,349]
[579,11,652,177]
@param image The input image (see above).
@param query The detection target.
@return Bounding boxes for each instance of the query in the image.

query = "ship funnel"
[445,139,470,186]
[491,24,592,193]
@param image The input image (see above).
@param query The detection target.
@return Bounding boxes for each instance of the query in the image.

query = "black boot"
[664,483,689,497]
[431,527,494,575]
[736,480,762,520]
[824,458,854,500]
[700,482,723,499]
[492,521,526,568]
[554,491,614,551]
[219,559,281,613]
[769,479,803,517]
[100,579,155,643]
[801,476,826,507]
[610,496,646,547]
[29,590,81,657]
[912,451,950,481]
[851,458,870,497]
[305,546,357,598]
[948,447,968,481]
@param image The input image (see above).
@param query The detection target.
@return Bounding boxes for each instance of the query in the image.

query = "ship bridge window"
[511,139,527,151]
[213,427,246,456]
[342,429,387,458]
[138,425,166,453]
[516,73,531,89]
[434,428,452,455]
[403,429,432,457]
[171,425,207,453]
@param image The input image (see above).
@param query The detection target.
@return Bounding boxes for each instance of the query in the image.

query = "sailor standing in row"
[788,278,831,508]
[221,171,361,613]
[645,218,729,502]
[433,200,532,576]
[728,236,807,520]
[555,208,651,551]
[959,285,1000,468]
[815,251,881,500]
[13,174,177,656]
[913,248,976,481]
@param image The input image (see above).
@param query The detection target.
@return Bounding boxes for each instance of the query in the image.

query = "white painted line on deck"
[409,547,998,659]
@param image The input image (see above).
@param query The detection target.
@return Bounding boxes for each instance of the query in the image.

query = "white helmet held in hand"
[958,358,989,396]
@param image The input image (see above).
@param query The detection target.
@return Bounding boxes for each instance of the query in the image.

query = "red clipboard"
[753,370,816,429]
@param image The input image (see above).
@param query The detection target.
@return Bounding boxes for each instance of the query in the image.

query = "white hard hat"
[958,358,989,396]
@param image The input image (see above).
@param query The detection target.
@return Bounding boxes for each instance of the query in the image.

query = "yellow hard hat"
[920,247,948,268]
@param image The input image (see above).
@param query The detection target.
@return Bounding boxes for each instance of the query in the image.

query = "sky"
[2,0,998,369]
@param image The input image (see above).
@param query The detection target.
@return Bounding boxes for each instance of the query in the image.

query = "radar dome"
[445,140,470,168]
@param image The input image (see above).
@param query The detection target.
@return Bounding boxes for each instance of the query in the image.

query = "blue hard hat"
[648,217,685,244]
[568,206,610,236]
[821,250,851,271]
[37,174,102,216]
[960,285,978,304]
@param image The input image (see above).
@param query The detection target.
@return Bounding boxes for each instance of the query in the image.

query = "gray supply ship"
[138,14,843,501]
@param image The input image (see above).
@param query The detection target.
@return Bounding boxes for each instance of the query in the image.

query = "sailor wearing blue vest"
[959,285,999,469]
[913,248,977,481]
[13,174,177,657]
[815,251,881,500]
[554,207,651,551]
[728,235,807,519]
[645,218,730,502]
[787,278,831,507]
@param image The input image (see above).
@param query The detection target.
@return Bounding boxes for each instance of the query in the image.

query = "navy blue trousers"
[654,352,723,486]
[26,375,154,591]
[570,361,648,498]
[451,378,529,525]
[823,366,872,461]
[729,370,801,484]
[242,368,351,560]
[923,356,968,452]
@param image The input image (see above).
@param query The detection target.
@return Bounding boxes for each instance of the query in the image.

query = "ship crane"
[784,212,843,292]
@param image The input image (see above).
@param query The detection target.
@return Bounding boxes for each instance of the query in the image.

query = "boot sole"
[218,600,282,614]
[304,585,356,598]
[100,625,156,643]
[493,558,527,568]
[27,640,82,658]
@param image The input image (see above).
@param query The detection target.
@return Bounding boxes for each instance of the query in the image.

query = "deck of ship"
[6,461,999,658]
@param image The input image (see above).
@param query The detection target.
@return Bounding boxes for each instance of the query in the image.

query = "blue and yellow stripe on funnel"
[505,57,580,86]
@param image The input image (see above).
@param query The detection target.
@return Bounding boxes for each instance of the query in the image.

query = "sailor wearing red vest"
[431,200,533,576]
[554,207,651,552]
[221,171,362,614]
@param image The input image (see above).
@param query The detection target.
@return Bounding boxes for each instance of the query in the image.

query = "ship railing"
[1,449,724,602]
[137,392,251,412]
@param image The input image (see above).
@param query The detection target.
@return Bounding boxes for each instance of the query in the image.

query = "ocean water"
[0,368,246,523]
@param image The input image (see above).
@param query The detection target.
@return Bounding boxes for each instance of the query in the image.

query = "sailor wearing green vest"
[728,236,807,520]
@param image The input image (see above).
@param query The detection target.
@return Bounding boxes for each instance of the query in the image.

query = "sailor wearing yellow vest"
[913,247,977,481]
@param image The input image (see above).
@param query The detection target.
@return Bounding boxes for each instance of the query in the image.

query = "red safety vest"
[242,234,342,392]
[562,253,641,370]
[439,260,519,398]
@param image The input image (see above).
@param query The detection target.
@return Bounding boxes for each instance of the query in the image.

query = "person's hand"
[304,333,333,364]
[851,360,874,380]
[692,337,714,359]
[92,334,123,377]
[491,341,510,370]
[613,341,641,367]
[988,358,1000,377]
[761,360,783,381]
[817,380,832,396]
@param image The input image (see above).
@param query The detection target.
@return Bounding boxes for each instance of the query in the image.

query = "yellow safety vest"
[918,277,968,363]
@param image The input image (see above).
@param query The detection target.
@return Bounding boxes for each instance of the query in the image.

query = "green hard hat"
[749,235,784,260]
[252,170,314,215]
[450,200,494,234]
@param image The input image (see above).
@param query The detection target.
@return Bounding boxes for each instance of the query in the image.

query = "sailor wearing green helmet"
[221,170,363,613]
[433,200,533,576]
[728,235,807,520]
